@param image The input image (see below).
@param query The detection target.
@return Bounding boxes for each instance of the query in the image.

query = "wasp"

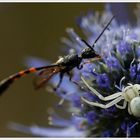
[0,16,114,95]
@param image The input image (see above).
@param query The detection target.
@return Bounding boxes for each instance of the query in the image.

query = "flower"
[95,73,110,89]
[8,4,140,137]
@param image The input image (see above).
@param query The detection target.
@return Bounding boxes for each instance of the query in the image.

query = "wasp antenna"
[92,15,115,48]
[81,39,94,51]
[80,15,115,51]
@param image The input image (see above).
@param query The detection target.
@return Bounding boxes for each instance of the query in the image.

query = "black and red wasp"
[0,16,114,95]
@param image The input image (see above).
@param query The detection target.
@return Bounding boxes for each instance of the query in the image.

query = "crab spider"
[81,76,140,117]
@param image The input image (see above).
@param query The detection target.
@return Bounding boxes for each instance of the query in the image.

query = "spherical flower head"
[96,73,110,89]
[105,56,121,70]
[8,5,140,137]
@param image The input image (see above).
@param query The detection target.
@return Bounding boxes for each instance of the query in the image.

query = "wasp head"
[81,48,99,59]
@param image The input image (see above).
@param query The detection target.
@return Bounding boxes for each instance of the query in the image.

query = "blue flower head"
[105,56,121,70]
[96,73,110,89]
[8,4,140,137]
[85,111,97,125]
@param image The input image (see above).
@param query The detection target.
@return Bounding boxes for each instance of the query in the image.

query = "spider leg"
[81,75,122,101]
[115,100,127,109]
[82,96,123,109]
[128,83,133,86]
[128,103,132,115]
[119,76,126,89]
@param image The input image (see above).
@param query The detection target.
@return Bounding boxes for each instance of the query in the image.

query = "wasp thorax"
[130,97,140,117]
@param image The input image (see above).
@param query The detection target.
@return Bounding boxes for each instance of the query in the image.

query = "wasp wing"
[0,64,64,95]
[34,65,65,89]
[37,64,64,76]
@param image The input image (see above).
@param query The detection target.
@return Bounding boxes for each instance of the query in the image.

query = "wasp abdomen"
[0,78,13,95]
[0,67,37,95]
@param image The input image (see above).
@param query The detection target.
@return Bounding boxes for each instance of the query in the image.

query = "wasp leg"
[77,64,83,70]
[66,71,73,81]
[54,72,64,91]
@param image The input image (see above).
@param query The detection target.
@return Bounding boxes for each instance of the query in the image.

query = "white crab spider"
[81,75,140,117]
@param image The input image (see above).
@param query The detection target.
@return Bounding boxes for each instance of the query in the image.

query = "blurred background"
[0,3,136,137]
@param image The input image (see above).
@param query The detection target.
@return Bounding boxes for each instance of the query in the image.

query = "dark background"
[0,3,136,137]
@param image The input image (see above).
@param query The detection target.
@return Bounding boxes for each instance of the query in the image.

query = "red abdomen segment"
[0,67,37,95]
[0,64,60,95]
